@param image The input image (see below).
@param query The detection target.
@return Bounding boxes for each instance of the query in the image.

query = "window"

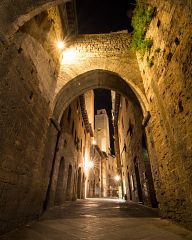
[64,139,67,148]
[74,131,77,145]
[67,106,71,122]
[128,122,133,136]
[72,121,74,135]
[76,137,80,150]
[124,143,127,152]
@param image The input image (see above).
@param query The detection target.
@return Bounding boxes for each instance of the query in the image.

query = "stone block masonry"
[0,32,56,233]
[138,0,192,229]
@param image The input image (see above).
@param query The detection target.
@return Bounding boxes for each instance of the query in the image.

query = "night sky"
[76,0,136,34]
[76,0,136,154]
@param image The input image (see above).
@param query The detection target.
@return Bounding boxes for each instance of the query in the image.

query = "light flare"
[57,41,65,50]
[114,175,121,182]
[85,161,94,170]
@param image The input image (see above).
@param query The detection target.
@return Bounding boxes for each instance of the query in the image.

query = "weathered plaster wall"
[138,0,192,229]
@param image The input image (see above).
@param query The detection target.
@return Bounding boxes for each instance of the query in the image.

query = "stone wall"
[106,155,118,197]
[0,5,62,234]
[87,145,102,198]
[0,0,69,39]
[21,6,64,76]
[138,0,192,229]
[0,32,56,233]
[46,97,89,206]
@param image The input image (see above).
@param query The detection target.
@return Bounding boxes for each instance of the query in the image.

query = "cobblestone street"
[1,198,192,240]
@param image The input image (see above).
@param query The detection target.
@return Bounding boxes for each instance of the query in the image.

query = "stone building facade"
[89,151,118,198]
[46,90,94,207]
[86,144,103,198]
[95,109,110,154]
[105,154,118,198]
[94,108,118,198]
[113,93,157,206]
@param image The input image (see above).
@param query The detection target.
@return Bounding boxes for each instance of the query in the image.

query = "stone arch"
[55,33,145,89]
[53,69,149,123]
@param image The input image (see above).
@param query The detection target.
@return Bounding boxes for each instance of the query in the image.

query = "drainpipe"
[43,117,61,211]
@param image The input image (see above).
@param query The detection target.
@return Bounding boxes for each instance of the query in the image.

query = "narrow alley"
[0,0,192,238]
[1,198,192,240]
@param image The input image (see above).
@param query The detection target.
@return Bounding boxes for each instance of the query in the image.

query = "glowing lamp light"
[114,175,121,182]
[85,161,94,170]
[62,48,77,64]
[92,139,96,145]
[57,41,65,50]
[88,161,94,169]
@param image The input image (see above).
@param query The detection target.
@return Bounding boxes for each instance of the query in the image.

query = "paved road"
[1,198,192,240]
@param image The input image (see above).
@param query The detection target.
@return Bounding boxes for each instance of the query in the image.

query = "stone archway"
[53,69,149,123]
[53,32,147,113]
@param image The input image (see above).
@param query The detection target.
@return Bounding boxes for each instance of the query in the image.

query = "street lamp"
[92,139,96,145]
[114,175,121,182]
[57,40,65,50]
[85,160,94,170]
